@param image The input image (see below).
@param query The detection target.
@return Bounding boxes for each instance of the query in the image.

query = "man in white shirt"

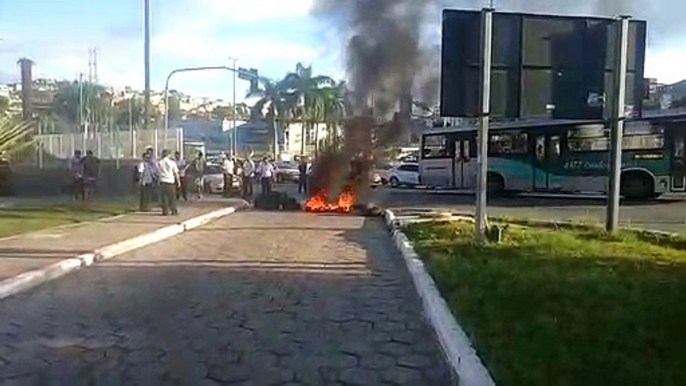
[137,152,156,211]
[157,149,180,216]
[257,157,275,195]
[175,151,188,201]
[221,153,235,197]
[241,156,255,199]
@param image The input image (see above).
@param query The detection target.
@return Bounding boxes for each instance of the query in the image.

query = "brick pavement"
[0,210,454,385]
[0,199,246,281]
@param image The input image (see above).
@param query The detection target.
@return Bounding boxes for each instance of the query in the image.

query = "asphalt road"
[0,211,453,385]
[371,188,686,234]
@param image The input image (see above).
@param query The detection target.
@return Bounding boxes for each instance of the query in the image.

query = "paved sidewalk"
[0,198,246,282]
[0,210,454,384]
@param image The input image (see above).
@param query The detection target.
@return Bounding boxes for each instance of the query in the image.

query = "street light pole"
[229,57,238,156]
[163,65,256,157]
[143,0,152,155]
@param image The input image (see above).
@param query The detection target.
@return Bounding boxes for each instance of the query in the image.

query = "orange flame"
[305,185,356,213]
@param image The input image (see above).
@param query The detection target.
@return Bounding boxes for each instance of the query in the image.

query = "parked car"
[203,163,240,194]
[275,161,301,183]
[372,162,393,185]
[387,163,420,188]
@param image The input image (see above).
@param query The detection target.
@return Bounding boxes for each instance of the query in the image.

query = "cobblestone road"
[0,210,454,385]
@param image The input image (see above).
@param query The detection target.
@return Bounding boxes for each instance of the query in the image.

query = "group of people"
[133,148,281,216]
[67,149,101,202]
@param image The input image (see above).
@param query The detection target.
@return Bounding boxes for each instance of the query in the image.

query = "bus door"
[672,132,686,191]
[533,134,561,191]
[453,137,472,188]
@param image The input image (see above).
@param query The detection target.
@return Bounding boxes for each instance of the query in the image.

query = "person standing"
[241,155,255,200]
[67,150,85,201]
[157,149,180,216]
[82,150,100,201]
[221,153,235,197]
[189,151,206,200]
[137,152,156,211]
[298,157,310,195]
[257,157,275,195]
[175,151,188,201]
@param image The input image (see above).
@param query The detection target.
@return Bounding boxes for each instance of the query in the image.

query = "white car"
[275,162,301,183]
[387,163,420,188]
[203,164,240,194]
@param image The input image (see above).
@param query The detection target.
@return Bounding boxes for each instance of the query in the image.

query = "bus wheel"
[621,172,654,200]
[487,173,505,196]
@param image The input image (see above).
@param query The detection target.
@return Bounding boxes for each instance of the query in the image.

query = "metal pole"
[606,16,631,233]
[129,97,134,157]
[231,58,237,156]
[79,73,85,151]
[163,75,171,153]
[144,0,152,155]
[476,8,494,243]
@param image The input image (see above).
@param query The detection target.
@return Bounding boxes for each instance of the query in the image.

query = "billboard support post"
[476,8,494,243]
[606,16,631,233]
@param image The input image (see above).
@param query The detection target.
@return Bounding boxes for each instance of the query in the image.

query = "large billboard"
[440,10,647,120]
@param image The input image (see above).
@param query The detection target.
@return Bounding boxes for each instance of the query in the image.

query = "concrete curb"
[384,209,495,386]
[0,204,245,301]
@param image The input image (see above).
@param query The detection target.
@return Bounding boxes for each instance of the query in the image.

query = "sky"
[0,0,685,103]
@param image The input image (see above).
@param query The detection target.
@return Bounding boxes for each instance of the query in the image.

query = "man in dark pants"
[157,149,180,216]
[136,152,156,211]
[257,157,274,195]
[242,156,255,200]
[175,151,188,201]
[298,157,310,195]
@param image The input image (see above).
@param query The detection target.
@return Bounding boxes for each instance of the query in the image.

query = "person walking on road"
[157,149,180,216]
[222,153,235,197]
[136,152,156,212]
[189,151,206,200]
[241,155,255,200]
[257,157,275,195]
[175,151,188,201]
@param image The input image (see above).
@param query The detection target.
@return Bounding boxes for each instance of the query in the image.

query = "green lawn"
[404,220,686,386]
[0,200,137,238]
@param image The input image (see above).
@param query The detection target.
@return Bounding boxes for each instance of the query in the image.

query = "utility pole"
[79,73,86,151]
[229,57,238,156]
[143,0,152,155]
[475,8,494,243]
[606,16,631,233]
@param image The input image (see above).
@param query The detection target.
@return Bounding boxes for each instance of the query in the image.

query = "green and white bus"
[419,113,686,199]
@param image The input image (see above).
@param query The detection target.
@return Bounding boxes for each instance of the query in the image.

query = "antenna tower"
[88,48,98,84]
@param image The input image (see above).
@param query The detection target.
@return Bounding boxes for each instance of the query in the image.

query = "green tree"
[248,77,296,158]
[113,97,144,129]
[0,96,9,115]
[285,63,335,155]
[51,81,112,132]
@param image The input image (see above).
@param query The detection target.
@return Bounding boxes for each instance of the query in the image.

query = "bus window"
[567,126,609,152]
[422,134,450,158]
[623,124,664,150]
[675,136,685,159]
[535,136,545,161]
[549,135,561,161]
[489,132,528,155]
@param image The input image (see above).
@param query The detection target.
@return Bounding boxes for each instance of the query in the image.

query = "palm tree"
[285,63,335,155]
[247,77,293,158]
[0,117,34,157]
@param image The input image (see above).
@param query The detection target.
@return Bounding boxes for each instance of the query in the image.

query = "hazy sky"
[0,0,683,101]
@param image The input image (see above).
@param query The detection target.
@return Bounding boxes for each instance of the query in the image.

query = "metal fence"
[32,127,184,167]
